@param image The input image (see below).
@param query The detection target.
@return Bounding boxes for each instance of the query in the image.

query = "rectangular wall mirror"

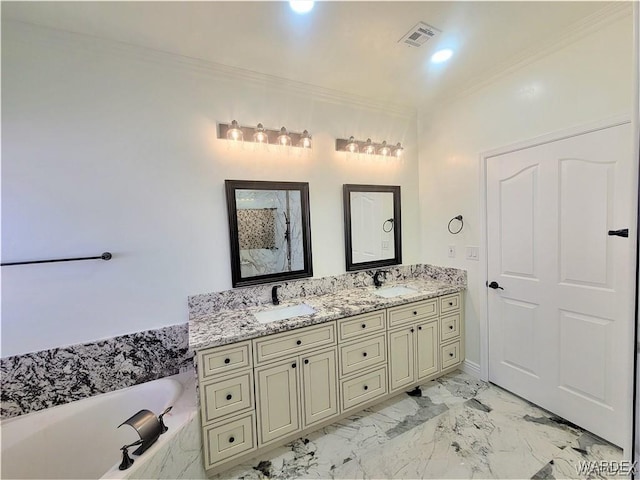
[343,184,402,271]
[225,180,313,287]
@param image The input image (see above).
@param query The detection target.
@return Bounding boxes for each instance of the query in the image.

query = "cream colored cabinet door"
[256,360,300,445]
[416,320,439,380]
[301,348,338,428]
[388,327,415,391]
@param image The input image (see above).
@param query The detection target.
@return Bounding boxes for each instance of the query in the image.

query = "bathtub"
[1,371,205,479]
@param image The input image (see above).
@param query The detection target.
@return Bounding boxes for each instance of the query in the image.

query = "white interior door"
[487,122,634,447]
[352,192,383,263]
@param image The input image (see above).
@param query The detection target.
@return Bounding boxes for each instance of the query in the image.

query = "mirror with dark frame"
[343,184,402,272]
[225,180,313,287]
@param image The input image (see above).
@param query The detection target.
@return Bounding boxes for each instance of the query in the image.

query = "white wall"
[1,22,419,357]
[418,15,634,366]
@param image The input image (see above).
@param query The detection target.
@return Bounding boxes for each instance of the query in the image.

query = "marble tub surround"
[188,263,466,319]
[211,371,622,480]
[189,275,464,351]
[1,323,191,418]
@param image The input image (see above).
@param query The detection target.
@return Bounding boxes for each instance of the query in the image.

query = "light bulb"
[226,120,243,142]
[378,141,391,157]
[345,136,359,153]
[253,123,268,144]
[277,127,291,146]
[299,130,312,149]
[363,138,376,155]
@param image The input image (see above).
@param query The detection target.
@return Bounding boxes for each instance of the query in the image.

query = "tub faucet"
[272,285,281,305]
[373,271,386,288]
[118,409,162,455]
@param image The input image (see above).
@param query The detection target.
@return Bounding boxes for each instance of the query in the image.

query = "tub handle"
[158,406,173,434]
[119,440,142,471]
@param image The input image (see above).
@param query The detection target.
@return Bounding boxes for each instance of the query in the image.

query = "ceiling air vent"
[398,21,441,48]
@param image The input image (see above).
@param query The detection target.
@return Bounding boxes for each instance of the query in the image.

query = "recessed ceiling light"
[431,49,453,64]
[289,1,314,14]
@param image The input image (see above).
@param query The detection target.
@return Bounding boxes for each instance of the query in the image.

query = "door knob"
[487,281,504,290]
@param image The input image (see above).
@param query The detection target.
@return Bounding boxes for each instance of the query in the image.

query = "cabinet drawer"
[339,334,386,377]
[387,299,438,328]
[441,340,462,370]
[340,366,387,411]
[440,293,461,314]
[440,313,461,343]
[254,323,335,365]
[200,370,254,425]
[198,341,252,381]
[337,310,386,342]
[203,413,256,468]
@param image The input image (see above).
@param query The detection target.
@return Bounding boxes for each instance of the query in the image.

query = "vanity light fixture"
[335,137,405,159]
[218,121,312,151]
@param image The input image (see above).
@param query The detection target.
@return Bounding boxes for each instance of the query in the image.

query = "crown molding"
[4,20,416,119]
[422,2,633,116]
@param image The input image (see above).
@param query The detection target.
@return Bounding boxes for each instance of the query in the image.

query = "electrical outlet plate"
[448,245,456,258]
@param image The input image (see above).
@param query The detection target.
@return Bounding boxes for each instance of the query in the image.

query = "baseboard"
[461,359,482,379]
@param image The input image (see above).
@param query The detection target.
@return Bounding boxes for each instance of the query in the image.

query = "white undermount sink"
[372,285,418,298]
[253,303,316,324]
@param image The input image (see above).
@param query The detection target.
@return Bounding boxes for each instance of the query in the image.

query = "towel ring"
[448,215,463,235]
[382,218,394,233]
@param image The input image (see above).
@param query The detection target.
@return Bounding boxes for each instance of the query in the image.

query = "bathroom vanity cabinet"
[195,292,464,476]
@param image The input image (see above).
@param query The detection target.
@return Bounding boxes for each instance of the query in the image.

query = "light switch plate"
[466,246,479,261]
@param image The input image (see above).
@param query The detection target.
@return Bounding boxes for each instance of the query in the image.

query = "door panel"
[256,361,299,445]
[416,320,439,379]
[500,165,538,279]
[487,123,633,447]
[559,159,613,288]
[388,327,415,391]
[301,349,338,428]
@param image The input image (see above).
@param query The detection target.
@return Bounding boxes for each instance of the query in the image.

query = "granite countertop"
[189,278,465,351]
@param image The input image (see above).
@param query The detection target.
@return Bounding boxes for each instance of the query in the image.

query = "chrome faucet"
[272,285,281,305]
[373,271,386,288]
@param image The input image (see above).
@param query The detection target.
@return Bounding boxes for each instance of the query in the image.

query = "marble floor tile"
[213,371,623,480]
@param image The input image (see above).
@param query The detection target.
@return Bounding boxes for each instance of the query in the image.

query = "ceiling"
[2,1,625,110]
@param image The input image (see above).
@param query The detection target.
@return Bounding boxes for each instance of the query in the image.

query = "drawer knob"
[292,363,297,369]
[229,436,235,443]
[363,385,369,391]
[304,359,309,364]
[296,340,302,345]
[449,302,453,306]
[418,326,422,330]
[413,311,417,315]
[449,352,454,357]
[362,324,366,329]
[410,328,414,333]
[362,352,367,357]
[226,394,232,400]
[449,325,454,330]
[224,358,231,364]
